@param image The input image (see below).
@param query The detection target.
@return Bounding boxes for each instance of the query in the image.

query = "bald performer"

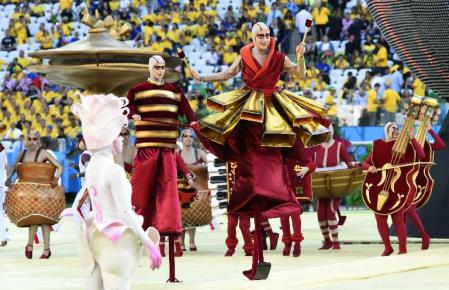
[127,55,196,281]
[189,23,314,280]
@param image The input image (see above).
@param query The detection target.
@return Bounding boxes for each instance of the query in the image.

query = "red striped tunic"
[127,81,196,149]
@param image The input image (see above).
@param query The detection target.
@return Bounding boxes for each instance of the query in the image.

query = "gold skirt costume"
[199,88,329,148]
[6,162,65,227]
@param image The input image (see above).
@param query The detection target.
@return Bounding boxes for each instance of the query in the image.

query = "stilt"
[243,207,271,280]
[166,235,181,283]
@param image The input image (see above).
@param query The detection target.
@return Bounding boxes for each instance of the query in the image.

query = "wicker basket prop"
[180,165,212,228]
[6,162,65,227]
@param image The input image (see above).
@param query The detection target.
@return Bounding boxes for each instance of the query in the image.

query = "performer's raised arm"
[190,56,242,83]
[283,43,306,78]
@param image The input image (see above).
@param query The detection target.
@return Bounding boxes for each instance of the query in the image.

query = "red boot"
[224,248,235,257]
[269,232,279,250]
[319,239,332,250]
[422,234,430,250]
[175,242,183,257]
[25,244,33,259]
[292,242,301,257]
[332,241,341,250]
[40,249,51,259]
[381,247,394,256]
[283,242,292,256]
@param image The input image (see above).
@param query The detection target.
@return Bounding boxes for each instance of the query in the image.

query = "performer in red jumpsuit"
[363,122,425,256]
[405,123,445,250]
[281,139,317,257]
[127,55,196,281]
[313,124,353,250]
[190,22,329,279]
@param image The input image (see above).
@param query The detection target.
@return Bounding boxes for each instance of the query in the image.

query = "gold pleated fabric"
[199,88,330,147]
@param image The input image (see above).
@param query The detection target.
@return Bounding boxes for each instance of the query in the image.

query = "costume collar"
[147,78,164,86]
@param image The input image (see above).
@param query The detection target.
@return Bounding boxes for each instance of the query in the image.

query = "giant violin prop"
[412,97,440,208]
[362,97,423,215]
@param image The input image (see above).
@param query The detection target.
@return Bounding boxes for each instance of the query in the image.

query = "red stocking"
[374,214,393,256]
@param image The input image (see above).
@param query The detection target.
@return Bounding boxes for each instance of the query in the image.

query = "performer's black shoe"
[243,262,271,280]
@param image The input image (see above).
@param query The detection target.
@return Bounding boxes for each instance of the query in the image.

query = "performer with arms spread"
[127,55,196,282]
[189,22,329,280]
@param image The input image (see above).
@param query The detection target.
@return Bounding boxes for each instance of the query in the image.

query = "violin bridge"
[377,190,389,210]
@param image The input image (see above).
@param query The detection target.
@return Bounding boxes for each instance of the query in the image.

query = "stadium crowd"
[0,0,447,156]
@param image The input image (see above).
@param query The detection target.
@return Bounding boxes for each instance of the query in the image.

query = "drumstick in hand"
[301,18,313,44]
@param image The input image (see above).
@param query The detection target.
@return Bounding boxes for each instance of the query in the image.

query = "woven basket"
[181,190,212,228]
[6,182,65,227]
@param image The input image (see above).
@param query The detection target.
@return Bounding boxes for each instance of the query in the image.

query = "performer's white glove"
[132,114,141,121]
[367,166,377,173]
[296,166,309,177]
[145,240,162,270]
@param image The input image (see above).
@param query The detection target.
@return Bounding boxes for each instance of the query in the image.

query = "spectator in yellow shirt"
[142,21,154,46]
[35,23,45,43]
[61,16,74,36]
[149,37,164,52]
[383,83,402,123]
[30,0,45,17]
[375,41,388,71]
[334,54,350,69]
[17,50,31,68]
[413,77,426,97]
[312,3,330,40]
[367,83,381,126]
[109,0,120,12]
[324,87,338,117]
[59,0,73,11]
[40,30,53,49]
[223,46,238,65]
[14,16,28,45]
[363,50,376,68]
[311,74,328,92]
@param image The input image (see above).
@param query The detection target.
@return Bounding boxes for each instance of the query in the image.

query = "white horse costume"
[61,94,161,290]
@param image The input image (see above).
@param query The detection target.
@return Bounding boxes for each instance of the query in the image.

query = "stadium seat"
[330,69,343,79]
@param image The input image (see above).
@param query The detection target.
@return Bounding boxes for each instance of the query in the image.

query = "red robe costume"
[195,39,329,280]
[405,129,445,250]
[313,138,352,249]
[127,81,196,234]
[363,137,425,255]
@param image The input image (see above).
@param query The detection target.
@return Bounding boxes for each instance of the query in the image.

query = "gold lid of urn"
[28,12,181,95]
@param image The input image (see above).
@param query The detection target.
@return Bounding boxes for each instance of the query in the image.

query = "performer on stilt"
[189,22,329,280]
[127,55,196,282]
[281,139,317,257]
[61,93,161,290]
[313,123,354,250]
[363,122,425,256]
